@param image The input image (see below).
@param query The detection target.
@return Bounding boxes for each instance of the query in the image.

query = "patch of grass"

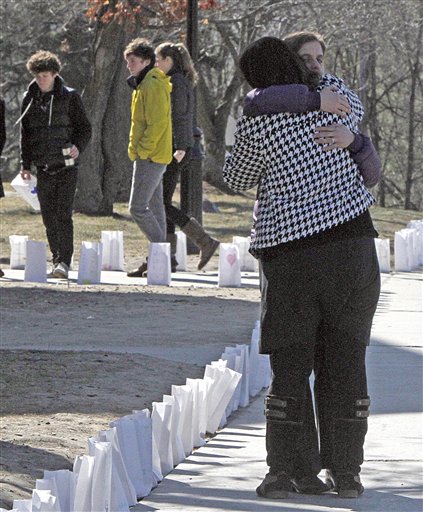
[1,182,421,267]
[0,183,256,267]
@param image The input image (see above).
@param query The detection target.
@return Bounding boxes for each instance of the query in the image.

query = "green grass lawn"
[0,181,421,267]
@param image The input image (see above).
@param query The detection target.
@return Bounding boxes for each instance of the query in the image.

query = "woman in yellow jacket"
[124,38,173,277]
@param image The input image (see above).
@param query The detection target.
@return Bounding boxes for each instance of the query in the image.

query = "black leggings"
[162,150,192,234]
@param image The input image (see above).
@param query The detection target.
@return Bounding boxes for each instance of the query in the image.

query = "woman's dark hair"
[26,50,61,74]
[238,37,320,90]
[156,42,198,86]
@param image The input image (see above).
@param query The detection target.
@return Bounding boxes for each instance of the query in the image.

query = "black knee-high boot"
[325,397,370,498]
[257,395,304,499]
[264,395,304,475]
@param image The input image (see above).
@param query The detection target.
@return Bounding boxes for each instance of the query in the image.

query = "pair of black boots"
[257,395,368,499]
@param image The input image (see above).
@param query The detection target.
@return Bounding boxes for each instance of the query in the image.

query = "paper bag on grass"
[218,243,241,287]
[101,231,125,271]
[78,241,102,284]
[24,240,47,283]
[175,231,187,271]
[147,242,171,286]
[395,229,415,272]
[232,236,258,271]
[9,235,28,269]
[374,238,390,273]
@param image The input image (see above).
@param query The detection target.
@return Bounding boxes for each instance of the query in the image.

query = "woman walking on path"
[223,37,381,500]
[155,42,219,272]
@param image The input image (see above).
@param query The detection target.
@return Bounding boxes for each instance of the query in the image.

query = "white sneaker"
[51,262,69,279]
[47,263,58,278]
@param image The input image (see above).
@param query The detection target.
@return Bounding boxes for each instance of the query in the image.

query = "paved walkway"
[2,269,422,511]
[132,271,423,512]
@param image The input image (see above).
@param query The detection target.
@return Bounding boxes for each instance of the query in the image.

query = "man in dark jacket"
[20,50,91,279]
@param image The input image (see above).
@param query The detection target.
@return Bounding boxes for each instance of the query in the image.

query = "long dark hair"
[156,42,198,86]
[239,37,320,90]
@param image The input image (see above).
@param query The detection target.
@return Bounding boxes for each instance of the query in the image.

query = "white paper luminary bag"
[24,240,47,283]
[374,238,390,273]
[162,395,186,466]
[171,384,194,457]
[175,231,188,271]
[73,455,95,512]
[101,231,125,270]
[9,235,28,269]
[218,243,241,287]
[151,401,173,476]
[43,470,74,512]
[78,241,102,284]
[147,242,171,286]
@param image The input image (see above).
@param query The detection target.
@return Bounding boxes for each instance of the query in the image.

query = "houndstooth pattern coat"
[223,74,375,257]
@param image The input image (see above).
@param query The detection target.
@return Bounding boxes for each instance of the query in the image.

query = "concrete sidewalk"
[134,271,423,512]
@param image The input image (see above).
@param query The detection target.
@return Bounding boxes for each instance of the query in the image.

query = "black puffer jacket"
[20,76,91,173]
[168,69,194,151]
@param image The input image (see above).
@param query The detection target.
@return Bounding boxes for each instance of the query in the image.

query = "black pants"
[36,167,78,266]
[162,150,192,234]
[260,237,380,476]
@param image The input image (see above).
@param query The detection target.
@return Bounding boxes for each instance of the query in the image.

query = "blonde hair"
[156,42,198,86]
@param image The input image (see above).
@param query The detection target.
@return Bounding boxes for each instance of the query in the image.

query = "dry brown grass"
[0,181,421,267]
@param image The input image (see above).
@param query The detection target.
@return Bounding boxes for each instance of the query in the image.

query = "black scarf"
[126,63,155,90]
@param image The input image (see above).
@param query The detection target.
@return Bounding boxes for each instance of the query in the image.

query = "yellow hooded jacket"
[128,67,173,164]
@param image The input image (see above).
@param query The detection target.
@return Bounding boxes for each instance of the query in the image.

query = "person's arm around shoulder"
[243,83,351,118]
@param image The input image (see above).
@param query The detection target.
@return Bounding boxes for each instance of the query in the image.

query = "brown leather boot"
[127,260,148,277]
[181,218,219,270]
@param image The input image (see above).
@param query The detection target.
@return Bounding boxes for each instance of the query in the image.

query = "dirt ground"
[0,269,260,509]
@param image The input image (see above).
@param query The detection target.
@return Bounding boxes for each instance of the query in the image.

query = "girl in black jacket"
[154,42,219,272]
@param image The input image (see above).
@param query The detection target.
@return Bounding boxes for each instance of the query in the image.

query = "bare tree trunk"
[74,19,131,214]
[197,72,242,192]
[404,7,422,210]
[359,39,386,206]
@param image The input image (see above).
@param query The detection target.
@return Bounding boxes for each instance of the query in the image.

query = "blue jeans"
[129,159,167,243]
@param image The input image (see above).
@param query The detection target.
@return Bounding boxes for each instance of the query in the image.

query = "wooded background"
[1,0,421,214]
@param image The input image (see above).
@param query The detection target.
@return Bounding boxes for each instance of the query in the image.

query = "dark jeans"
[36,167,78,266]
[260,237,381,476]
[162,149,192,234]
